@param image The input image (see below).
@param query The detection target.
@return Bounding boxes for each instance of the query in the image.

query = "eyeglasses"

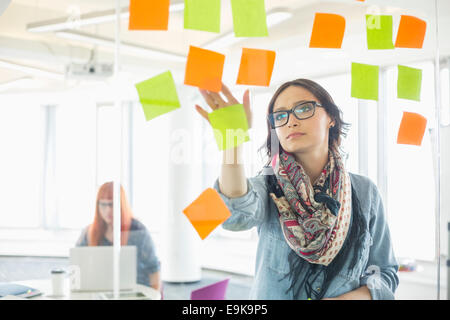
[98,202,113,209]
[268,101,323,128]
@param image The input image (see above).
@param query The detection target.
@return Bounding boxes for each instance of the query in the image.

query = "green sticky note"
[351,62,379,101]
[208,104,250,150]
[230,0,268,37]
[397,65,422,101]
[135,71,181,121]
[366,15,394,49]
[184,0,221,33]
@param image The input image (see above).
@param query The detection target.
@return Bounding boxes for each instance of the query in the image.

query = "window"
[386,61,436,261]
[440,66,450,261]
[441,67,449,126]
[0,96,44,228]
[315,74,359,174]
[96,103,132,193]
[51,99,97,230]
[131,101,170,233]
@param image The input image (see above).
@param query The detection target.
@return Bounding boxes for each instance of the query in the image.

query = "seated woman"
[76,182,161,291]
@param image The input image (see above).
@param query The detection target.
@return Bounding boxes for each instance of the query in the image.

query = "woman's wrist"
[222,144,244,166]
[340,285,372,300]
[220,144,247,198]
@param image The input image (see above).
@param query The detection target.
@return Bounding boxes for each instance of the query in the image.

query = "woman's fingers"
[198,84,252,128]
[242,89,252,128]
[195,105,210,123]
[208,91,227,108]
[243,89,250,108]
[221,82,239,105]
[199,89,220,110]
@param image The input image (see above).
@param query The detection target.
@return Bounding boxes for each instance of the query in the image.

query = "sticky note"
[236,48,275,86]
[184,0,221,33]
[395,15,427,48]
[184,46,225,92]
[135,71,180,121]
[183,188,231,240]
[397,65,422,101]
[351,62,379,101]
[129,0,169,30]
[230,0,268,37]
[208,104,250,150]
[397,112,427,146]
[309,13,346,49]
[191,279,230,300]
[366,15,394,49]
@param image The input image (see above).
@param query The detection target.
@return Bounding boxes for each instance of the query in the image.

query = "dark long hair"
[261,79,365,299]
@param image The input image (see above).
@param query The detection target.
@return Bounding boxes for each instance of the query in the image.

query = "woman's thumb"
[243,89,250,108]
[242,89,252,128]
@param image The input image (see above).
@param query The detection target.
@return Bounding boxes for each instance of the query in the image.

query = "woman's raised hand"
[195,83,252,129]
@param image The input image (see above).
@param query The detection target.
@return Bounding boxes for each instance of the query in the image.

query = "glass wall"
[0,0,449,300]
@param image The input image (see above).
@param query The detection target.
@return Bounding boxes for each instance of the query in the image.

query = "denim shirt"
[213,172,399,300]
[76,218,161,287]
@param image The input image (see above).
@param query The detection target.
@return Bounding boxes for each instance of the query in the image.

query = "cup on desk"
[51,269,66,297]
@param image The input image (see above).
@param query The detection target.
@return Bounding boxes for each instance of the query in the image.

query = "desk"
[14,278,161,300]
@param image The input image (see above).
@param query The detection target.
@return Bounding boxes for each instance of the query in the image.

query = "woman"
[76,182,161,291]
[195,79,399,300]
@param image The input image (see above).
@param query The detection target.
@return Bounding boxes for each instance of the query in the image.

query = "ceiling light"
[0,77,39,92]
[27,4,185,33]
[0,59,64,80]
[55,30,186,62]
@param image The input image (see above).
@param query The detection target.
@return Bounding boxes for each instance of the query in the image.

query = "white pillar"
[161,86,202,282]
[358,99,369,176]
[377,68,389,218]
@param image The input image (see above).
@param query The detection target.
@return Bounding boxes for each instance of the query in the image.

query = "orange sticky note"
[397,112,427,146]
[309,13,346,49]
[183,188,232,240]
[129,0,169,30]
[236,48,276,86]
[184,46,225,92]
[395,15,427,48]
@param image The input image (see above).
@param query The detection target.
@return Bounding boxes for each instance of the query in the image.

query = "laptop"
[69,246,137,292]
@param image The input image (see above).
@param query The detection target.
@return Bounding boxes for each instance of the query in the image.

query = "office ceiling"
[0,0,449,91]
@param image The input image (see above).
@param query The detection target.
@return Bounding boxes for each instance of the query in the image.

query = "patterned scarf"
[267,145,352,266]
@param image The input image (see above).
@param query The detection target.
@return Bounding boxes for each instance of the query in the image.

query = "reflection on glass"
[75,182,161,291]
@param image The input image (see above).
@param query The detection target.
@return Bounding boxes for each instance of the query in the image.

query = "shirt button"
[317,287,321,291]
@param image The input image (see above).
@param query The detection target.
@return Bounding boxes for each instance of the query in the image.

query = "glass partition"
[0,0,449,301]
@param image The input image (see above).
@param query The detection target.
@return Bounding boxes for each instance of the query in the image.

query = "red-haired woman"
[76,182,161,291]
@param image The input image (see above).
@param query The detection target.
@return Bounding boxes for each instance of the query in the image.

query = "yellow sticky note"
[351,62,379,101]
[366,15,395,50]
[230,0,268,37]
[397,65,422,101]
[135,71,181,121]
[208,104,250,150]
[184,0,221,33]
